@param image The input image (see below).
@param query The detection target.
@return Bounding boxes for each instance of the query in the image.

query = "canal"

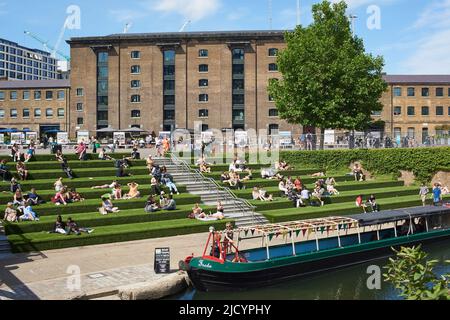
[172,240,450,300]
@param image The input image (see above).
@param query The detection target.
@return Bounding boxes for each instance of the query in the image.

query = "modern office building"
[379,75,450,143]
[67,31,297,137]
[0,38,59,81]
[0,79,70,136]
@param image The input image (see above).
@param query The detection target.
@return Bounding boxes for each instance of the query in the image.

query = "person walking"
[419,183,429,207]
[432,183,442,206]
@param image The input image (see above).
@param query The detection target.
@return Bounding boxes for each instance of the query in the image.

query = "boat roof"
[231,216,360,237]
[348,206,450,226]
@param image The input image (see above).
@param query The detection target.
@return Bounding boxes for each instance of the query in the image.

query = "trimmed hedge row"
[8,219,230,253]
[9,160,147,171]
[280,147,450,182]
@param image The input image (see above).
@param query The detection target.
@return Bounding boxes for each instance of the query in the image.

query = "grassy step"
[8,218,231,253]
[13,153,135,162]
[232,180,404,199]
[0,184,188,204]
[261,194,450,223]
[7,159,148,171]
[247,186,419,212]
[1,193,201,216]
[203,169,324,179]
[4,204,218,235]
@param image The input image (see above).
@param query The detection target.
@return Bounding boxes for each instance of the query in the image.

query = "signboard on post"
[113,132,126,146]
[57,132,69,145]
[324,130,335,145]
[235,131,248,147]
[279,131,293,147]
[154,248,171,274]
[25,132,38,145]
[77,131,89,144]
[0,134,4,144]
[10,132,25,145]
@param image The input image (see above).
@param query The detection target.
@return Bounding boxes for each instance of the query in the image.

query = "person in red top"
[355,195,367,213]
[75,141,87,161]
[294,177,303,192]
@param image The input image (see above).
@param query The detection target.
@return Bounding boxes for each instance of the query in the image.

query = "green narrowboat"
[182,205,450,292]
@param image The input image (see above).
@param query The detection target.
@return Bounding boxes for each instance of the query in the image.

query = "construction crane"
[24,30,71,61]
[179,20,191,32]
[123,22,132,34]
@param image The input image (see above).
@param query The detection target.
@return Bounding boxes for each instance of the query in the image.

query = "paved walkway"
[0,233,208,300]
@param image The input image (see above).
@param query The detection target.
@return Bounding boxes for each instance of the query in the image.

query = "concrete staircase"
[0,222,13,259]
[159,156,269,227]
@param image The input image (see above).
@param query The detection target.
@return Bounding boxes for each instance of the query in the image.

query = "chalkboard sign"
[154,248,171,274]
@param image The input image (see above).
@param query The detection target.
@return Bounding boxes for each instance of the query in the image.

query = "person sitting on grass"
[288,188,303,208]
[18,200,39,221]
[162,194,177,211]
[145,195,160,213]
[52,188,68,206]
[16,162,29,181]
[75,141,88,161]
[199,162,211,173]
[150,178,162,197]
[312,184,326,207]
[227,172,244,190]
[60,157,74,179]
[112,183,123,200]
[326,183,339,196]
[54,177,64,192]
[3,203,18,222]
[325,177,337,186]
[355,195,368,213]
[99,148,113,161]
[275,160,291,171]
[242,168,253,181]
[55,150,64,163]
[146,155,154,173]
[294,177,303,192]
[353,164,365,182]
[150,164,162,182]
[49,215,67,235]
[24,144,34,162]
[100,195,120,214]
[258,187,273,202]
[68,188,84,202]
[12,189,25,207]
[65,217,94,235]
[188,203,204,219]
[367,194,379,212]
[0,159,11,182]
[279,179,289,196]
[220,172,230,184]
[27,188,44,205]
[10,177,21,194]
[123,182,141,200]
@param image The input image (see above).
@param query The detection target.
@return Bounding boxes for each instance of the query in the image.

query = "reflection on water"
[173,240,450,300]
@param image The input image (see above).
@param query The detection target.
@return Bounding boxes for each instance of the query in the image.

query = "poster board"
[10,132,25,145]
[77,131,90,144]
[113,132,126,146]
[25,132,38,145]
[0,134,4,144]
[324,130,335,145]
[57,132,69,145]
[234,131,248,147]
[154,248,170,274]
[159,131,171,140]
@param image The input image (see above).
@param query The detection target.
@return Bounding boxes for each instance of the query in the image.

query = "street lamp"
[349,14,358,34]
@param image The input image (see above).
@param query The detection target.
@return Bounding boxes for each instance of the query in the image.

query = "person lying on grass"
[100,195,120,215]
[65,217,94,235]
[99,148,114,161]
[68,188,85,202]
[3,202,18,222]
[18,200,39,221]
[91,180,119,190]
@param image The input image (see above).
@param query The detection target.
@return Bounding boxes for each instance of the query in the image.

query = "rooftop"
[0,79,70,89]
[67,30,288,44]
[0,38,51,57]
[383,74,450,84]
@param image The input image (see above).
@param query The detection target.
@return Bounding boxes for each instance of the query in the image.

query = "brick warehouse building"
[67,30,298,137]
[0,79,70,136]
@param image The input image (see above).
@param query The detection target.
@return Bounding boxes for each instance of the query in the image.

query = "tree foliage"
[384,245,450,300]
[269,0,387,133]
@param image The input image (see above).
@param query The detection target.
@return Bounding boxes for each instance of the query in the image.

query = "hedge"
[280,147,450,182]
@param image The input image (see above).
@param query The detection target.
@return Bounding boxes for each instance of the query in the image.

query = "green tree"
[268,0,387,148]
[384,245,450,300]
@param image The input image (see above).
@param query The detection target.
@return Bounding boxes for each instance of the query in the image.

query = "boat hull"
[187,230,450,292]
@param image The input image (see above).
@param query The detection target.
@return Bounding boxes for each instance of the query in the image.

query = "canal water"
[173,240,450,300]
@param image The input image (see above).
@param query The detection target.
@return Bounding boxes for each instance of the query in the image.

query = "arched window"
[199,64,209,72]
[199,79,209,87]
[199,49,209,57]
[268,48,279,56]
[199,109,209,118]
[268,63,278,72]
[131,110,141,118]
[269,109,278,117]
[131,95,141,103]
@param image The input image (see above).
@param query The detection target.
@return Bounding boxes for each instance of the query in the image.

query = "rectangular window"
[76,88,84,96]
[198,49,209,58]
[269,109,279,117]
[131,80,141,88]
[268,48,279,56]
[421,106,429,116]
[232,79,244,90]
[199,79,208,87]
[164,80,175,91]
[232,94,245,105]
[268,63,278,72]
[163,95,175,105]
[436,87,444,97]
[131,95,141,103]
[131,65,141,74]
[23,108,30,118]
[10,109,17,118]
[232,64,244,75]
[393,87,402,97]
[422,88,429,97]
[436,106,444,116]
[164,50,175,63]
[57,108,65,117]
[34,91,41,100]
[163,110,175,120]
[77,117,84,125]
[97,111,108,121]
[199,94,209,102]
[57,90,65,100]
[407,128,415,138]
[0,91,4,100]
[199,64,208,73]
[46,108,53,117]
[98,66,108,78]
[407,87,415,97]
[199,109,209,118]
[394,106,401,116]
[131,51,141,59]
[23,91,30,100]
[34,108,41,117]
[10,91,17,100]
[0,109,4,118]
[46,91,53,100]
[164,65,175,76]
[76,103,83,111]
[131,110,141,118]
[232,49,244,60]
[407,106,415,116]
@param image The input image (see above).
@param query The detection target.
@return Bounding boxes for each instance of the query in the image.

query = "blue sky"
[1,0,449,74]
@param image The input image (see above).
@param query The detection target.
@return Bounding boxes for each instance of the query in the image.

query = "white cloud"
[149,0,221,22]
[109,9,147,23]
[330,0,399,10]
[402,29,450,74]
[411,0,450,30]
